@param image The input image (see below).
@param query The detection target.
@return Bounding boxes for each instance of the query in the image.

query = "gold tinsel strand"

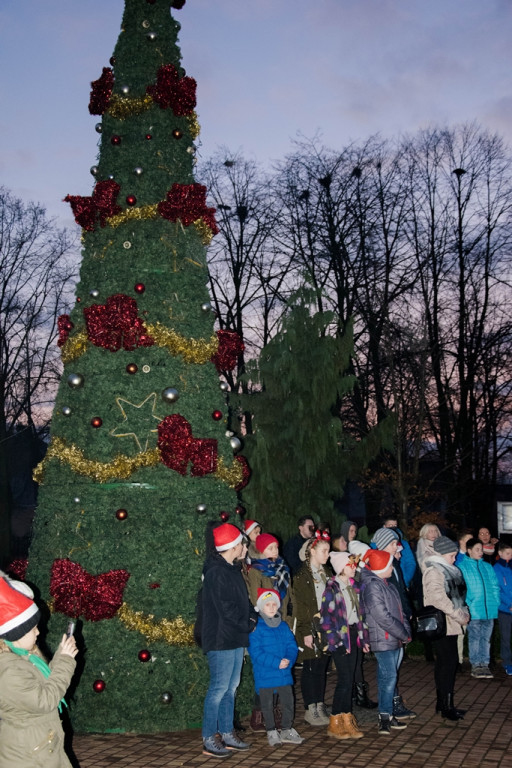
[118,602,195,646]
[60,330,89,364]
[34,438,160,484]
[193,219,214,245]
[214,456,244,488]
[108,93,153,119]
[146,322,218,363]
[187,112,200,140]
[106,203,159,229]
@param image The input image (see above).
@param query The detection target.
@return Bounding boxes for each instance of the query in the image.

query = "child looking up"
[248,589,304,747]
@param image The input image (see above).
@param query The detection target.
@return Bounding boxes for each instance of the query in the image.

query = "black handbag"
[415,605,446,641]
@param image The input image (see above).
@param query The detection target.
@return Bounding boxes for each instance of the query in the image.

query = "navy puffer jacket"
[359,567,410,651]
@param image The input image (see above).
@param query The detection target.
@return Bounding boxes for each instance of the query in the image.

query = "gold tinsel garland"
[108,93,153,119]
[34,437,245,488]
[59,323,219,364]
[106,203,159,229]
[187,113,200,140]
[117,603,195,647]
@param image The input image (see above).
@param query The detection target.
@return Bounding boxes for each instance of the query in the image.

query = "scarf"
[5,641,68,713]
[426,555,467,610]
[260,612,282,628]
[251,557,290,599]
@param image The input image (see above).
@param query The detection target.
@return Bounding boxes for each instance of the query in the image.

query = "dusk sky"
[1,0,511,229]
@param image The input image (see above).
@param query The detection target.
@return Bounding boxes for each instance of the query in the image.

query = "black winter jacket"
[201,553,255,653]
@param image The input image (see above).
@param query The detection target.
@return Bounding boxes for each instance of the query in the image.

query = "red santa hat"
[256,588,281,612]
[213,523,243,552]
[244,520,261,536]
[364,549,394,575]
[0,577,40,641]
[255,533,278,554]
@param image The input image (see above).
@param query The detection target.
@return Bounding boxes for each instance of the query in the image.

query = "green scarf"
[5,640,68,713]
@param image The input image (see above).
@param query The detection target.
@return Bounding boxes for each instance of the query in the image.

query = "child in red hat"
[248,589,304,747]
[0,575,78,767]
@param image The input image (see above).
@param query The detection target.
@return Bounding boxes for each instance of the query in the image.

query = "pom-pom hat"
[0,577,40,641]
[364,549,394,575]
[213,523,243,552]
[371,527,399,551]
[348,540,371,559]
[244,520,261,536]
[255,533,278,554]
[256,588,281,612]
[329,552,356,574]
[433,536,458,555]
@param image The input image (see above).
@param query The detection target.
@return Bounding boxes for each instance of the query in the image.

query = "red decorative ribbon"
[57,315,74,347]
[313,529,331,545]
[158,183,218,234]
[157,414,218,476]
[84,294,154,352]
[50,558,130,621]
[64,180,122,232]
[89,67,114,115]
[146,63,196,116]
[211,330,245,373]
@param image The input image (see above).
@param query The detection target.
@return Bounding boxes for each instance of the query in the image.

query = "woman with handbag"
[422,536,470,722]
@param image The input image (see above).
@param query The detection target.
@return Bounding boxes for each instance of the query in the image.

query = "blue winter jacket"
[395,529,417,587]
[458,555,500,620]
[248,615,298,693]
[494,558,512,615]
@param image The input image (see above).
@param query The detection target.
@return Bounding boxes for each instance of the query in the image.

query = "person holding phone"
[0,575,78,767]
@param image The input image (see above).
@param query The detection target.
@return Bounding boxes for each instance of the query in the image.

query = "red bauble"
[111,135,121,146]
[212,410,223,421]
[126,363,138,375]
[220,511,230,522]
[138,649,151,662]
[126,195,137,206]
[91,417,103,428]
[93,679,106,692]
[145,133,152,140]
[235,505,246,517]
[116,509,128,520]
[110,56,116,66]
[134,283,145,294]
[76,297,81,303]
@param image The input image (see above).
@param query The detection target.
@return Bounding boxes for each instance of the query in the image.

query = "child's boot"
[340,712,363,739]
[327,713,351,740]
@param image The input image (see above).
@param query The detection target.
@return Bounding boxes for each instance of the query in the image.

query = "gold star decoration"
[110,392,163,452]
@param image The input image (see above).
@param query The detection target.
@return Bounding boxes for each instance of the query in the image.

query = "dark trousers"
[331,626,360,715]
[300,654,330,707]
[260,685,294,730]
[433,634,458,694]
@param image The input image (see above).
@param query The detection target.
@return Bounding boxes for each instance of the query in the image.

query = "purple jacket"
[359,567,410,651]
[319,577,369,653]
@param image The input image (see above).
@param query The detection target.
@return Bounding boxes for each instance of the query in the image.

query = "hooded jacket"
[0,641,76,768]
[458,555,500,621]
[201,552,255,653]
[359,567,410,651]
[248,615,298,693]
[493,557,512,615]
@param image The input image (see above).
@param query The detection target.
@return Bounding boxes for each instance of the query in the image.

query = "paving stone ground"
[70,657,512,768]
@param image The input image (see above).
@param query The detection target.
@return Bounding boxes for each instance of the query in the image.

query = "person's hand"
[363,643,370,653]
[58,634,78,658]
[304,634,314,649]
[279,658,290,669]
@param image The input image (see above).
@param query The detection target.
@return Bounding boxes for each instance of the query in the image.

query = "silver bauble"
[219,381,229,392]
[147,31,157,41]
[196,503,207,515]
[121,85,130,95]
[73,497,80,504]
[142,19,150,28]
[61,406,72,417]
[95,123,102,133]
[67,373,84,389]
[230,436,243,453]
[160,692,172,704]
[90,165,99,176]
[134,166,143,176]
[162,387,179,403]
[201,302,212,312]
[90,289,99,298]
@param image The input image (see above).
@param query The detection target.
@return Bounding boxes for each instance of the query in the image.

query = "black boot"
[447,692,466,718]
[439,692,464,721]
[435,689,443,715]
[354,682,378,709]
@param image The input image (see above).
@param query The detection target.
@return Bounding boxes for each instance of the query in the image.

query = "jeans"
[466,619,494,667]
[202,648,244,738]
[498,612,512,666]
[373,647,403,716]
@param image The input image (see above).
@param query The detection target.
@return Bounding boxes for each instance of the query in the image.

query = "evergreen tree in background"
[26,0,250,733]
[241,289,392,538]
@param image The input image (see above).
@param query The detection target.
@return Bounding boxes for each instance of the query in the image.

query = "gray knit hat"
[371,527,399,551]
[433,536,458,555]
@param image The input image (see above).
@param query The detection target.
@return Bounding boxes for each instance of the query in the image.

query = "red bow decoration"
[211,330,245,373]
[64,180,122,232]
[57,314,74,348]
[157,414,218,476]
[146,63,196,116]
[84,294,154,352]
[89,67,114,115]
[158,183,218,234]
[313,529,331,545]
[50,558,130,621]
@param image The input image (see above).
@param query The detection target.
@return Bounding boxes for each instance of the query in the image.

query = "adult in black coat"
[283,516,316,575]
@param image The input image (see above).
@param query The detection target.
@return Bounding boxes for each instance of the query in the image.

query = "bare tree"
[0,187,77,559]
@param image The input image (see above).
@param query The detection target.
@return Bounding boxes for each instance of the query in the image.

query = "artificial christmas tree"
[26,0,249,733]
